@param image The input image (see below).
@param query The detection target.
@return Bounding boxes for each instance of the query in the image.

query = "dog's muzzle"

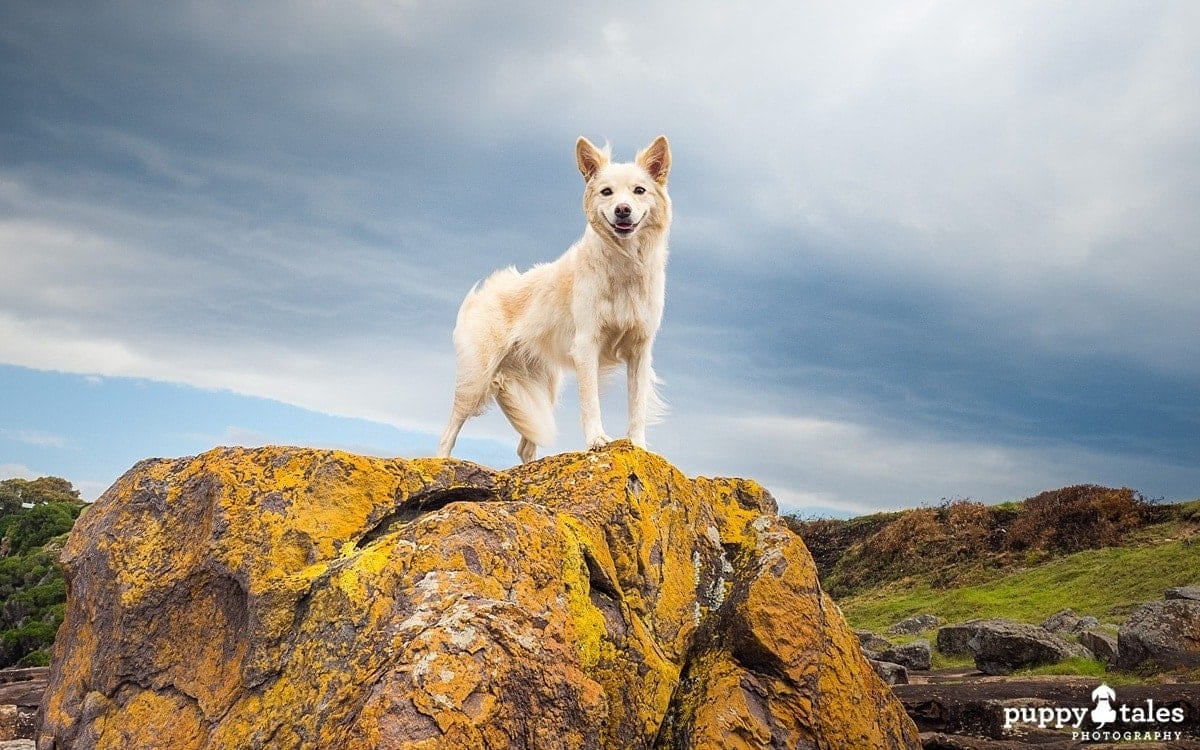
[610,203,638,236]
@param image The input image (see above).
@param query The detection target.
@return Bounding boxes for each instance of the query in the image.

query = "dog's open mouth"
[610,220,638,236]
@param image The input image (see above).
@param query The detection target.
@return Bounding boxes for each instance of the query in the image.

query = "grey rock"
[869,659,909,685]
[966,620,1082,675]
[1079,629,1118,665]
[1117,599,1200,671]
[886,614,943,636]
[1041,608,1080,634]
[936,619,1002,657]
[855,629,893,658]
[1165,586,1200,601]
[1072,616,1099,633]
[879,639,932,671]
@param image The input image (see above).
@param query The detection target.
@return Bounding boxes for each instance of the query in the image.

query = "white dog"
[436,135,672,463]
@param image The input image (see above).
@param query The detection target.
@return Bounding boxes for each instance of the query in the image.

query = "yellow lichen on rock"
[39,441,919,749]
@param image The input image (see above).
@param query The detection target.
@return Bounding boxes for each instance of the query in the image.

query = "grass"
[839,538,1200,633]
[1014,658,1145,684]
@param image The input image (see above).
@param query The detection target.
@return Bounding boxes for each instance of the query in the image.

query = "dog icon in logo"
[1091,683,1117,728]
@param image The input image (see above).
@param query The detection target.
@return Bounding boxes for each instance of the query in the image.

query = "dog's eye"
[634,186,646,195]
[600,187,613,196]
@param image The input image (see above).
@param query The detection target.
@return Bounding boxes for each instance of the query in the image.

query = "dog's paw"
[586,434,613,451]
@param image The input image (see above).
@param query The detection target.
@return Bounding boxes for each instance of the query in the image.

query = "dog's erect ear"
[576,137,608,182]
[636,135,671,186]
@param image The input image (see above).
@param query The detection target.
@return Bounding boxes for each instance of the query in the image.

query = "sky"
[1,2,1198,516]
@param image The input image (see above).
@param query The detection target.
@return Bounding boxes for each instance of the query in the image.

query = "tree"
[0,476,81,516]
[0,475,84,667]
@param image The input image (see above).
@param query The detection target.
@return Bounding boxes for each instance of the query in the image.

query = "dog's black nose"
[615,204,632,218]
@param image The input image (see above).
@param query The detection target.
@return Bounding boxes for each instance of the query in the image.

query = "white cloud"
[0,428,69,449]
[0,463,40,481]
[659,409,1200,516]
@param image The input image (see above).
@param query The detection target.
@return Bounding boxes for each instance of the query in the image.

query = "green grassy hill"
[786,486,1200,634]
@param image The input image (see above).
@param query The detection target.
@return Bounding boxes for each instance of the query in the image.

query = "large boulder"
[1117,599,1200,671]
[966,620,1083,675]
[37,443,919,749]
[935,619,999,657]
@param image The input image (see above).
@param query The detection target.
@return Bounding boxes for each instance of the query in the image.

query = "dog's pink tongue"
[617,222,634,229]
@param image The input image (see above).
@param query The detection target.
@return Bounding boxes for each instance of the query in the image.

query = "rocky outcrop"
[37,443,919,749]
[1117,599,1200,671]
[965,620,1083,675]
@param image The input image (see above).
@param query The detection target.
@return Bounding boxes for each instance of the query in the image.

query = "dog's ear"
[576,137,608,182]
[636,135,671,186]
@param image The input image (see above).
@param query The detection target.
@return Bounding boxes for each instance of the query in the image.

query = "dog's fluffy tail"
[495,372,557,448]
[646,367,668,426]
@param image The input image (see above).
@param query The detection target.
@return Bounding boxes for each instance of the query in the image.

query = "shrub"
[1006,485,1149,552]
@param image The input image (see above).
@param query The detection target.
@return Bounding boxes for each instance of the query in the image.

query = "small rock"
[1117,599,1200,671]
[880,639,932,671]
[870,660,909,685]
[1079,629,1118,665]
[886,614,942,636]
[1040,609,1080,634]
[1071,616,1099,633]
[855,630,893,658]
[1165,586,1200,601]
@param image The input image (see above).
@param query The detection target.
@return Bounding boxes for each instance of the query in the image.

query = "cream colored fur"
[436,135,672,463]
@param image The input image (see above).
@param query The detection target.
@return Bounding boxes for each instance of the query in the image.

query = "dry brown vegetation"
[787,485,1164,597]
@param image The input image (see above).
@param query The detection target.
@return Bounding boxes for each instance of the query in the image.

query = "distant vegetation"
[0,477,86,668]
[786,485,1200,632]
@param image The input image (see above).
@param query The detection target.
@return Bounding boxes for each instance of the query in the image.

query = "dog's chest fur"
[575,237,667,363]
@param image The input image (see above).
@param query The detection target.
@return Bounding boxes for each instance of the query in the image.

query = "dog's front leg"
[626,346,653,448]
[572,335,610,449]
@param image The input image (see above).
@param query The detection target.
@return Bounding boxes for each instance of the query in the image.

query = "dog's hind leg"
[436,410,467,458]
[516,437,537,463]
[436,390,477,458]
[436,350,498,458]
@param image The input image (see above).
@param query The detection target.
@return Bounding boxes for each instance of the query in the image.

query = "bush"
[1006,485,1149,552]
[3,502,83,555]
